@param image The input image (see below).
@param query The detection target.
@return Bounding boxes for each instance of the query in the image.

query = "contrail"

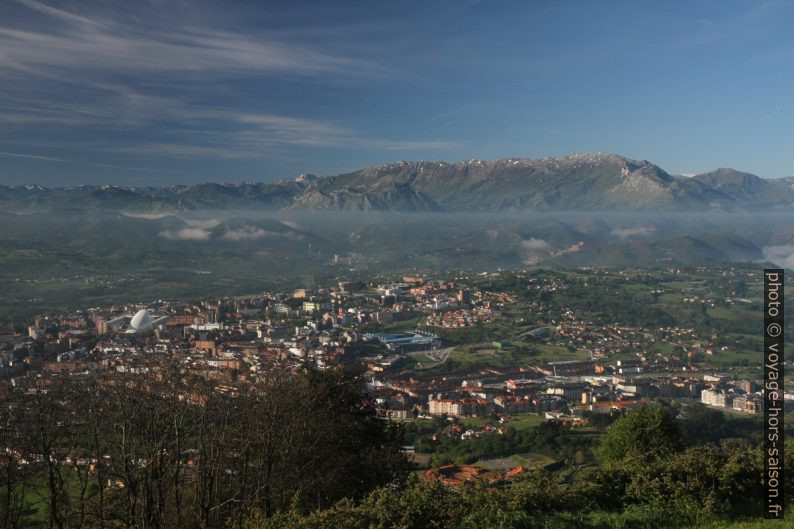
[0,150,187,174]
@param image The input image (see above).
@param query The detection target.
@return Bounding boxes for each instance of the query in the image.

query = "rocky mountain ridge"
[2,153,792,212]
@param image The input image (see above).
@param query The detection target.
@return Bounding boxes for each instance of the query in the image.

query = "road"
[412,346,454,370]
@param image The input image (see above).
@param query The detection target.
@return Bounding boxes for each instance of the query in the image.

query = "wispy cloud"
[1,98,456,159]
[518,238,551,265]
[10,0,105,27]
[366,139,459,151]
[221,226,304,241]
[159,228,211,241]
[611,226,656,239]
[0,1,454,170]
[0,150,72,163]
[158,224,304,242]
[0,150,186,173]
[674,1,788,50]
[0,3,376,78]
[763,244,794,270]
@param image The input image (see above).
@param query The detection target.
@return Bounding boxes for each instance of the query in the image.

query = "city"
[2,0,793,527]
[0,267,779,491]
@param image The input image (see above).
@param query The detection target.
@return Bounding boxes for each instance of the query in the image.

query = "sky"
[1,0,794,186]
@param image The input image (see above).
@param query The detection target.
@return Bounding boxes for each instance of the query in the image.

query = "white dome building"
[104,309,168,334]
[129,309,153,332]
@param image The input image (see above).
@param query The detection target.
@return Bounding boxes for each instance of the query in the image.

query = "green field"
[505,412,546,430]
[692,520,794,529]
[475,452,556,471]
[457,413,547,432]
[415,342,588,375]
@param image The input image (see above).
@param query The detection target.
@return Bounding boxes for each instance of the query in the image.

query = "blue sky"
[1,0,793,185]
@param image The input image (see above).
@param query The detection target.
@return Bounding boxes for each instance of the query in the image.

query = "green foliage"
[596,405,684,465]
[676,403,762,445]
[407,420,588,465]
[581,410,621,429]
[243,436,786,529]
[623,440,762,517]
[244,459,778,529]
[1,367,410,528]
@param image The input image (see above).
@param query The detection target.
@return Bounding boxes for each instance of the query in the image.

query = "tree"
[624,440,763,517]
[2,362,409,529]
[0,393,28,529]
[596,405,683,465]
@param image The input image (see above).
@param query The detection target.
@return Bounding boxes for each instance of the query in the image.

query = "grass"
[691,519,794,529]
[474,452,555,471]
[659,293,685,304]
[408,353,436,367]
[473,457,518,470]
[508,452,556,467]
[412,340,591,376]
[13,466,101,526]
[458,416,491,428]
[531,343,589,362]
[646,341,682,355]
[369,317,424,332]
[505,412,546,431]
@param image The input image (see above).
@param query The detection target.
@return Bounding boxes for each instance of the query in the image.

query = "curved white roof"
[129,309,153,331]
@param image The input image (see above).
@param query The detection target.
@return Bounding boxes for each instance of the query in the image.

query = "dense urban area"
[0,265,792,528]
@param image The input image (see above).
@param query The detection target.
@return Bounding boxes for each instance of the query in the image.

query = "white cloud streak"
[0,150,187,173]
[763,244,794,270]
[0,5,374,78]
[0,1,455,167]
[519,238,551,265]
[158,224,304,242]
[0,150,71,163]
[520,238,550,250]
[610,226,656,239]
[221,226,303,241]
[10,0,102,27]
[159,228,211,240]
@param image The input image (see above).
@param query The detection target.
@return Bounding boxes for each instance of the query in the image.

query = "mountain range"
[2,153,793,212]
